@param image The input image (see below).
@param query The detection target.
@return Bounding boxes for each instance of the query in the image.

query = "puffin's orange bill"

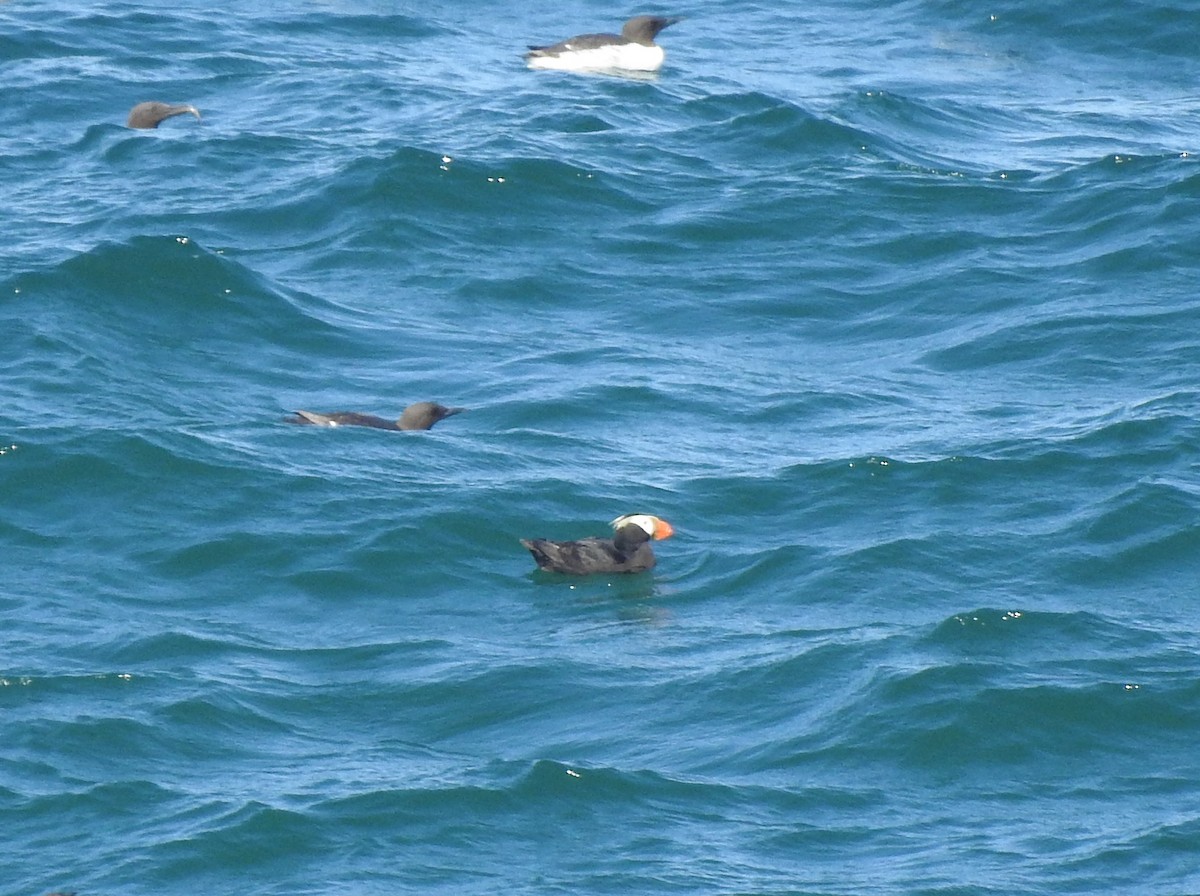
[653,518,674,540]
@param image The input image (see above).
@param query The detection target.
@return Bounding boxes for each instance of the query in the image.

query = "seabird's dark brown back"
[526,13,680,55]
[127,101,201,129]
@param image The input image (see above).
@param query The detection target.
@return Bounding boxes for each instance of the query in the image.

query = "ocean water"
[3,0,1199,894]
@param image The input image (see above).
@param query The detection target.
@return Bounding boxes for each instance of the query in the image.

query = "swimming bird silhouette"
[521,514,674,575]
[127,101,201,129]
[286,401,464,431]
[525,15,682,73]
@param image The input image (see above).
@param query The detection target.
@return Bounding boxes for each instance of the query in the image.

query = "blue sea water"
[3,1,1200,894]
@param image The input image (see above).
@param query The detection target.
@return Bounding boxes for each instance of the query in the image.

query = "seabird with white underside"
[525,15,682,73]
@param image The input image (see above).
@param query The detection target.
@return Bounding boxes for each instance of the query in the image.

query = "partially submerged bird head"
[611,513,674,540]
[397,401,465,431]
[127,101,202,129]
[621,15,682,45]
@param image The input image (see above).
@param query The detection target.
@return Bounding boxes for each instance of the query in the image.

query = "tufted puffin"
[521,513,674,575]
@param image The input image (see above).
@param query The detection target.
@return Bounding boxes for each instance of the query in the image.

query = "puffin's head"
[611,514,674,540]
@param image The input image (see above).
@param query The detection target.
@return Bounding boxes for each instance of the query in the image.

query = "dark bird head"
[127,101,202,129]
[621,15,682,45]
[397,401,466,430]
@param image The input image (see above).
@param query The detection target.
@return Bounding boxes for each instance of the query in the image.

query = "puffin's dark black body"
[521,514,674,575]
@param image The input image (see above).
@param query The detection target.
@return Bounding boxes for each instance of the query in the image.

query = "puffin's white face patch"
[611,514,658,536]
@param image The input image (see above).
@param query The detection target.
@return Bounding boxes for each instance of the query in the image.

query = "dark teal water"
[3,2,1199,894]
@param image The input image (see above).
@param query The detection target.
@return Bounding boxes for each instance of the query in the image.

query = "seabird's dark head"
[620,15,682,45]
[397,401,465,431]
[127,101,202,129]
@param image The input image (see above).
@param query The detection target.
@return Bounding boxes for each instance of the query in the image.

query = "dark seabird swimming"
[521,514,674,575]
[127,101,202,129]
[525,15,681,73]
[286,401,465,431]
